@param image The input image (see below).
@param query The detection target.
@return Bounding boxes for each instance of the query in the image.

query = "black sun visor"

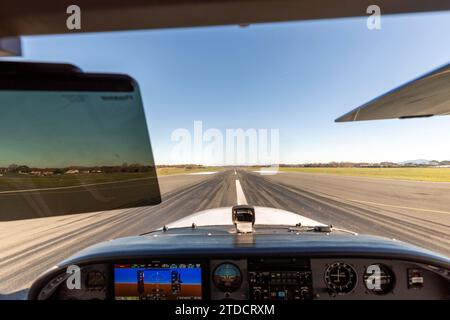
[0,62,161,221]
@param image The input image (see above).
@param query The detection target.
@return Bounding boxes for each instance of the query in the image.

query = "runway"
[0,169,449,298]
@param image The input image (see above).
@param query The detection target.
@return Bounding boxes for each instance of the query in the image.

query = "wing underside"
[336,62,450,122]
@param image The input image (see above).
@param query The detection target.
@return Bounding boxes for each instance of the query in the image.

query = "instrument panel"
[114,262,203,300]
[47,257,449,300]
[247,258,313,300]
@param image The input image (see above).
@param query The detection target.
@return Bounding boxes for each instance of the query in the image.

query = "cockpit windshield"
[0,11,449,298]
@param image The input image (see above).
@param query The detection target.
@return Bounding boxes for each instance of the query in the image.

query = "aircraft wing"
[335,62,450,122]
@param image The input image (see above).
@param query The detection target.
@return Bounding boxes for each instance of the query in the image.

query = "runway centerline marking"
[235,179,248,205]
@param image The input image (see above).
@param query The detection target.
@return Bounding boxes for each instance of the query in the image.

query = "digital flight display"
[114,263,202,300]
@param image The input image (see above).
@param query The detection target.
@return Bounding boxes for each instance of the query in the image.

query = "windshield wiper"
[287,224,358,235]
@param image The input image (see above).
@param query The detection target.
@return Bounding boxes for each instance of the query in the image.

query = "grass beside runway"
[0,172,152,192]
[277,167,450,182]
[156,166,224,176]
[0,167,224,192]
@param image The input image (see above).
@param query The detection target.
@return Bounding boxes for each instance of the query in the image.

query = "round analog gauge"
[86,271,106,289]
[213,263,242,292]
[363,264,395,295]
[324,262,357,294]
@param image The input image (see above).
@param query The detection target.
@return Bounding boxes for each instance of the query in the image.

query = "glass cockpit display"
[114,263,202,300]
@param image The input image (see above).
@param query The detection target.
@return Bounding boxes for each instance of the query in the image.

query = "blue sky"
[5,11,450,164]
[0,91,154,167]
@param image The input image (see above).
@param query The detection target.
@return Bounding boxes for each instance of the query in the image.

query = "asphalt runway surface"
[0,177,161,221]
[0,169,449,298]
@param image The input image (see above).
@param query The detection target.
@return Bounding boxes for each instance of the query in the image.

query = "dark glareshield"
[0,65,161,220]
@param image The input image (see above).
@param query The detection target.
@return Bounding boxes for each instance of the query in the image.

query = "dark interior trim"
[1,0,449,37]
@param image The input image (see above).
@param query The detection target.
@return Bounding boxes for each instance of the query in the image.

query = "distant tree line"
[0,163,154,175]
[157,164,205,169]
[278,161,450,168]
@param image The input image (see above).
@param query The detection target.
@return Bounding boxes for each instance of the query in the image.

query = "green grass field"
[0,172,151,191]
[278,167,450,182]
[2,166,447,192]
[0,167,224,192]
[156,166,223,176]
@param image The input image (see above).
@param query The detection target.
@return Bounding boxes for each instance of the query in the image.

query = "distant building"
[65,169,79,174]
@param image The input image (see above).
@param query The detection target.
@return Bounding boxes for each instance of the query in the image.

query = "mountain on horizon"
[399,159,439,165]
